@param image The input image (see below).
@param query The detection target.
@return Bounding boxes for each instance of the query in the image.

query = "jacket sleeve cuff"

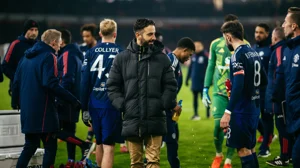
[225,109,231,115]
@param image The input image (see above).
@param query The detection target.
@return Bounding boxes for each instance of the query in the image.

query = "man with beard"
[253,23,277,158]
[80,23,98,57]
[2,19,38,101]
[186,41,209,120]
[220,20,267,168]
[277,7,300,168]
[107,18,180,168]
[165,37,195,168]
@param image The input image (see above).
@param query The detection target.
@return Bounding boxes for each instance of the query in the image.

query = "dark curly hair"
[133,19,155,32]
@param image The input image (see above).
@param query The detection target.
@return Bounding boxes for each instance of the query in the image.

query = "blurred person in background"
[56,29,94,165]
[79,23,98,144]
[252,23,277,158]
[155,32,172,54]
[79,23,98,57]
[2,19,38,101]
[186,41,209,120]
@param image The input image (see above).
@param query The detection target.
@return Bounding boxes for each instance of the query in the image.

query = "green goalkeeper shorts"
[212,95,229,119]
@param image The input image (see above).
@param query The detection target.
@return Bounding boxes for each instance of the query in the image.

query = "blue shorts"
[89,108,122,145]
[226,114,259,149]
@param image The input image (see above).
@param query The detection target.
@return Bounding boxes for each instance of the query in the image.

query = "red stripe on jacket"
[51,54,58,77]
[276,46,282,67]
[42,93,48,132]
[5,40,20,62]
[63,51,69,75]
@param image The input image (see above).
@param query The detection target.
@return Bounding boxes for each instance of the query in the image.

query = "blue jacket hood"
[25,41,55,59]
[270,40,286,51]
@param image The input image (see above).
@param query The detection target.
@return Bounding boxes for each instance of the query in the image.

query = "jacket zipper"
[147,60,150,76]
[138,46,142,137]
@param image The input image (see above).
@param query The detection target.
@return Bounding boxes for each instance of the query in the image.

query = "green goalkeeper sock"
[226,147,235,160]
[214,119,224,153]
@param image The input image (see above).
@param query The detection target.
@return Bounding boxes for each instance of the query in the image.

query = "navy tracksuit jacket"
[276,36,300,134]
[57,44,84,123]
[2,35,36,92]
[265,40,287,114]
[186,51,208,92]
[12,41,79,134]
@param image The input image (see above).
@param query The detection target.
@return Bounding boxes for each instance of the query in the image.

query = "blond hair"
[41,29,61,44]
[99,19,117,38]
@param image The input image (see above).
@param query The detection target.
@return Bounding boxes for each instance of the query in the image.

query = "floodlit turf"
[0,67,292,167]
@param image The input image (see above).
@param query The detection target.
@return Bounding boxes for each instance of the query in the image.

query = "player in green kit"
[202,14,249,168]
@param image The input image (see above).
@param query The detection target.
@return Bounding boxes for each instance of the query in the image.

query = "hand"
[185,80,189,86]
[220,112,231,130]
[173,105,182,116]
[202,87,211,107]
[82,111,91,127]
[8,89,12,96]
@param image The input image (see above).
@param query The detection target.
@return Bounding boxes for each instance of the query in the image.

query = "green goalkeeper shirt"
[204,37,249,97]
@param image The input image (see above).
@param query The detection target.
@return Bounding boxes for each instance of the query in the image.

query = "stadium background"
[0,0,298,167]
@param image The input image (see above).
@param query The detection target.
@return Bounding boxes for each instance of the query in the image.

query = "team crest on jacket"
[292,54,299,68]
[294,54,299,63]
[259,51,264,56]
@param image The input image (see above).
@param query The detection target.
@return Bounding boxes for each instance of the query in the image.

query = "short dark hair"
[60,29,72,45]
[177,37,195,51]
[80,23,98,38]
[273,27,285,40]
[224,14,238,22]
[133,19,155,32]
[256,23,270,32]
[155,32,162,38]
[288,7,300,27]
[221,21,244,41]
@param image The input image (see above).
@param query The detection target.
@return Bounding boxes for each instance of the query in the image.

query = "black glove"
[82,111,91,127]
[185,80,189,86]
[8,89,12,96]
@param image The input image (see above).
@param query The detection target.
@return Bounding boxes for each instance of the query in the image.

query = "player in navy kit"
[166,37,195,168]
[220,21,267,168]
[79,23,99,143]
[79,24,98,57]
[81,19,122,168]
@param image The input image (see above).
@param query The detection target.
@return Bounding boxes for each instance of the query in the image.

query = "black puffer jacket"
[107,39,177,137]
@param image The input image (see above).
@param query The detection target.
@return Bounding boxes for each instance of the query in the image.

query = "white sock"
[216,152,223,157]
[225,158,232,164]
